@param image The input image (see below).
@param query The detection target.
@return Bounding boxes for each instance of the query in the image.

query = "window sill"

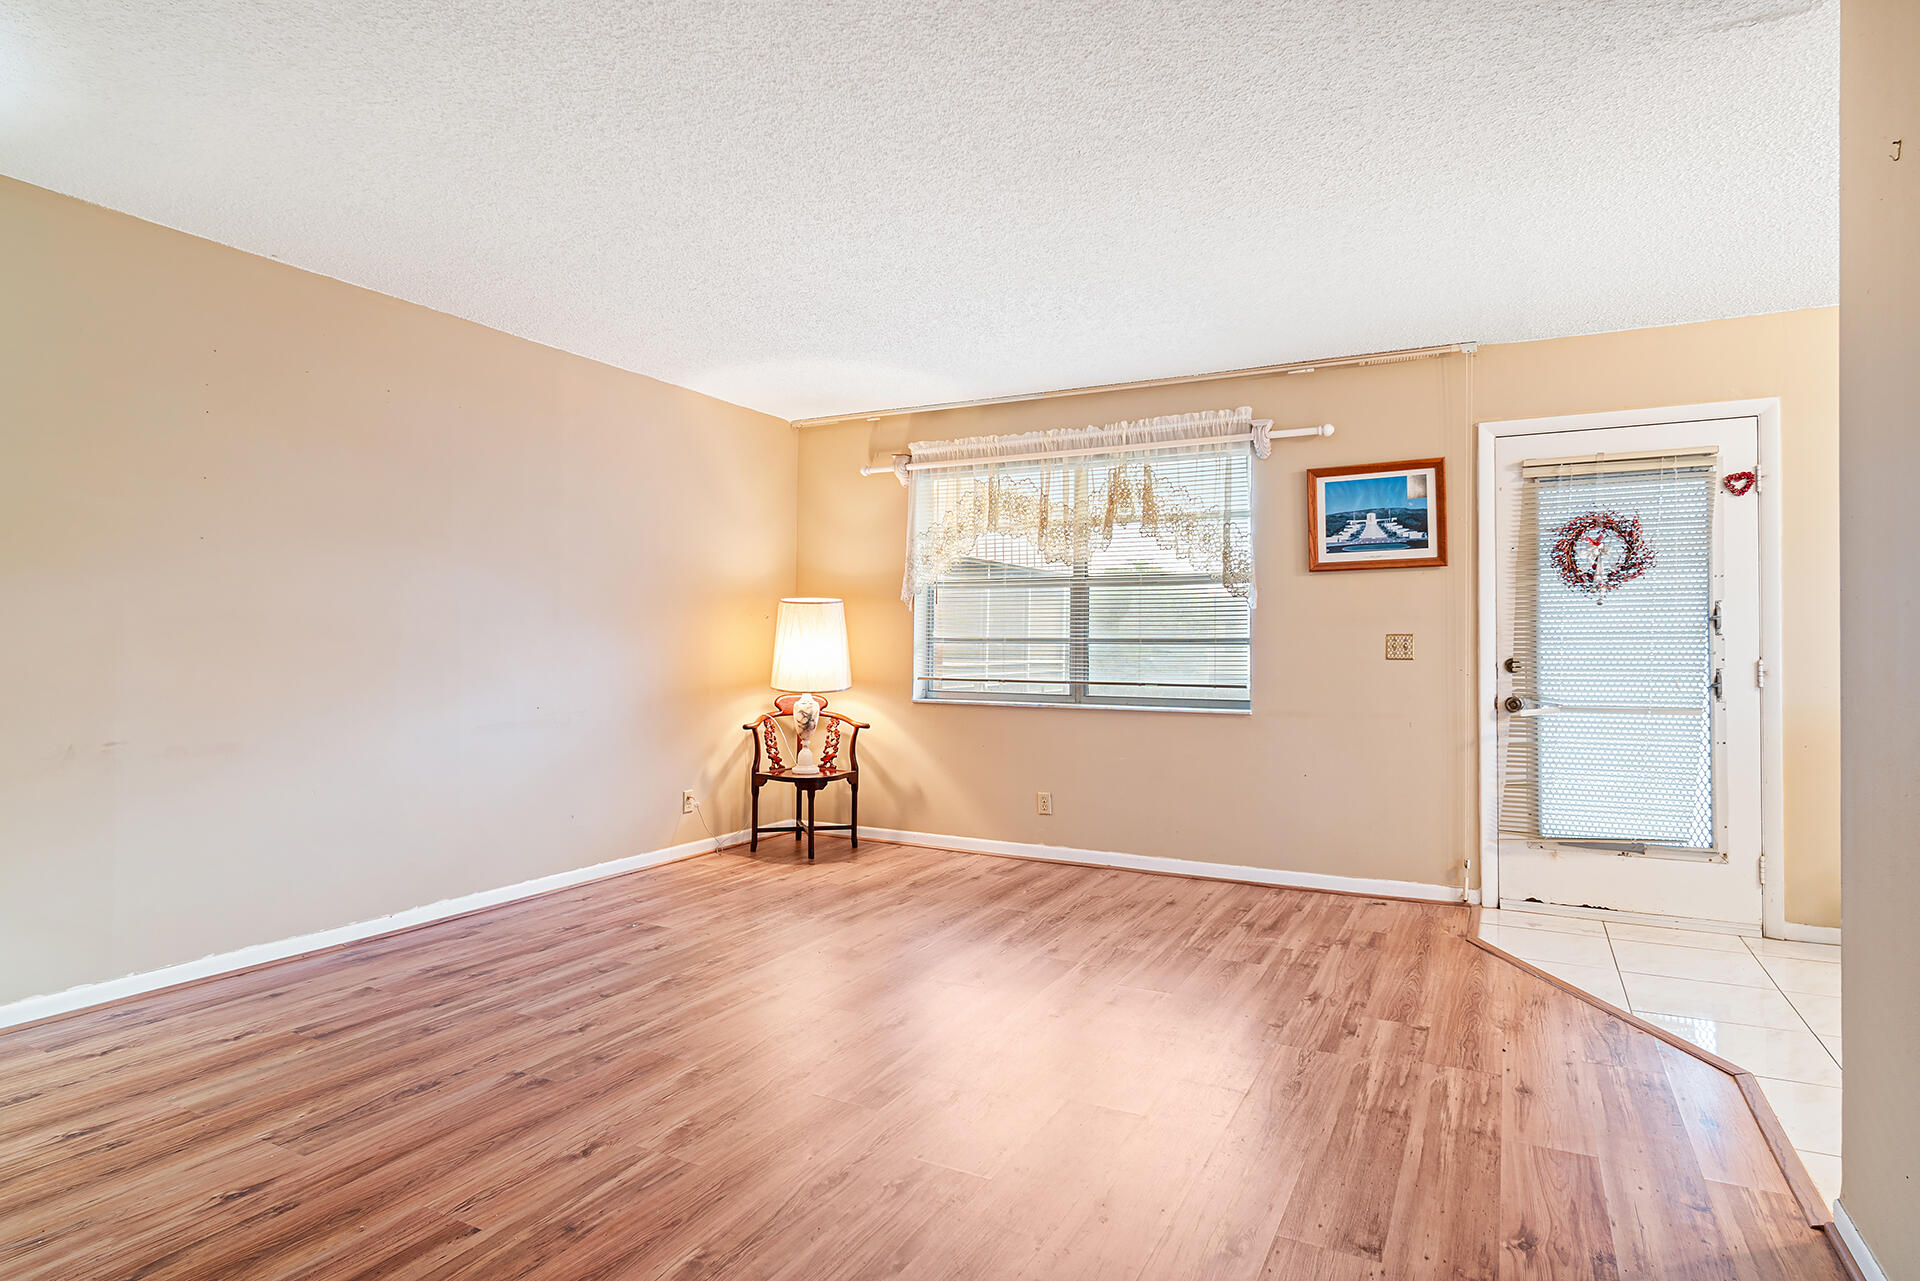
[912,695,1252,716]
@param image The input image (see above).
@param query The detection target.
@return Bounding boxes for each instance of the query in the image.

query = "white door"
[1492,415,1762,926]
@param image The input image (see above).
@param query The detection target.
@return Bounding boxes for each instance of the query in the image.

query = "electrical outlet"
[681,790,696,814]
[1385,633,1415,660]
[1036,791,1053,816]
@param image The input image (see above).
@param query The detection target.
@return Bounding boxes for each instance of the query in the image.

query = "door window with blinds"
[1500,450,1721,853]
[901,411,1257,712]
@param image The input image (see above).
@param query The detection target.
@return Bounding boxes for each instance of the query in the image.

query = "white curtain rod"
[858,422,1334,477]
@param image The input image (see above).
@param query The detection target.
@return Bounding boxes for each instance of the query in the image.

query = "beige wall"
[0,178,797,1006]
[1838,0,1916,1267]
[798,309,1840,923]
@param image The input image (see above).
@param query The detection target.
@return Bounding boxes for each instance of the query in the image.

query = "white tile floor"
[1477,907,1842,1204]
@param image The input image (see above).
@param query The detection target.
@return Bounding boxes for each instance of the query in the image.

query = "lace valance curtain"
[901,407,1262,603]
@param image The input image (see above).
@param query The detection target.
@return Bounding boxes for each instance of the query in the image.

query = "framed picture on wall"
[1307,458,1447,571]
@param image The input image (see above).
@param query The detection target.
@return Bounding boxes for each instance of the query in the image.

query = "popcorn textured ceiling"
[0,1,1836,420]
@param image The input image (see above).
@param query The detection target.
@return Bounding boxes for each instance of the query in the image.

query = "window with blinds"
[1500,452,1719,851]
[912,445,1253,711]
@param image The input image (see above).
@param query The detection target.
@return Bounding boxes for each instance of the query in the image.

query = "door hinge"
[1755,658,1768,689]
[1758,855,1766,887]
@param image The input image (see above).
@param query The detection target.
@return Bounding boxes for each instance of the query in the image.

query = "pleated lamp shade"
[770,598,851,693]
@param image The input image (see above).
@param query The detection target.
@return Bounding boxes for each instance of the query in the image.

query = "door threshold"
[1495,899,1760,936]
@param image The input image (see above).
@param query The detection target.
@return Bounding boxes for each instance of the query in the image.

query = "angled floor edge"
[1467,904,1838,1236]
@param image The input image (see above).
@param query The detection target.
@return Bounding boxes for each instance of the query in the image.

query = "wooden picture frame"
[1307,457,1448,571]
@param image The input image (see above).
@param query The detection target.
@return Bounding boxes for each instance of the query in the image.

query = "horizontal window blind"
[914,444,1253,711]
[1500,454,1717,850]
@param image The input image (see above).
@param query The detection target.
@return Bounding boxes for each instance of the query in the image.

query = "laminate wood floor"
[0,840,1843,1280]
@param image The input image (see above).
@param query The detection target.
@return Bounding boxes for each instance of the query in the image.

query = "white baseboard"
[0,825,1478,1031]
[865,827,1469,904]
[0,829,747,1032]
[1782,921,1842,946]
[1831,1202,1888,1281]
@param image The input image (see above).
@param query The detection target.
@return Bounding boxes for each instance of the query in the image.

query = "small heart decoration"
[1723,471,1758,497]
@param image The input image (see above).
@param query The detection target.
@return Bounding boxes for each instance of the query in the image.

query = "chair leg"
[850,780,858,849]
[749,782,760,852]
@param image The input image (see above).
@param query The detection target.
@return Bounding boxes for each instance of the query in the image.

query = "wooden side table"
[743,701,867,860]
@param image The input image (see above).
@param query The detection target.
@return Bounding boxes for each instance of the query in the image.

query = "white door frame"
[1475,399,1786,938]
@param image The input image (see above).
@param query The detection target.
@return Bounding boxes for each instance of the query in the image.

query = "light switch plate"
[1385,633,1415,660]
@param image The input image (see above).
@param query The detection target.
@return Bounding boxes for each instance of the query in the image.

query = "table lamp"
[770,597,851,776]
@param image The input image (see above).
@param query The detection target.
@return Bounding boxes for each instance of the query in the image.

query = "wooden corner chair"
[743,696,868,859]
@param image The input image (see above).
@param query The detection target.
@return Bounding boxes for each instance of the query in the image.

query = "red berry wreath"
[1551,510,1657,598]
